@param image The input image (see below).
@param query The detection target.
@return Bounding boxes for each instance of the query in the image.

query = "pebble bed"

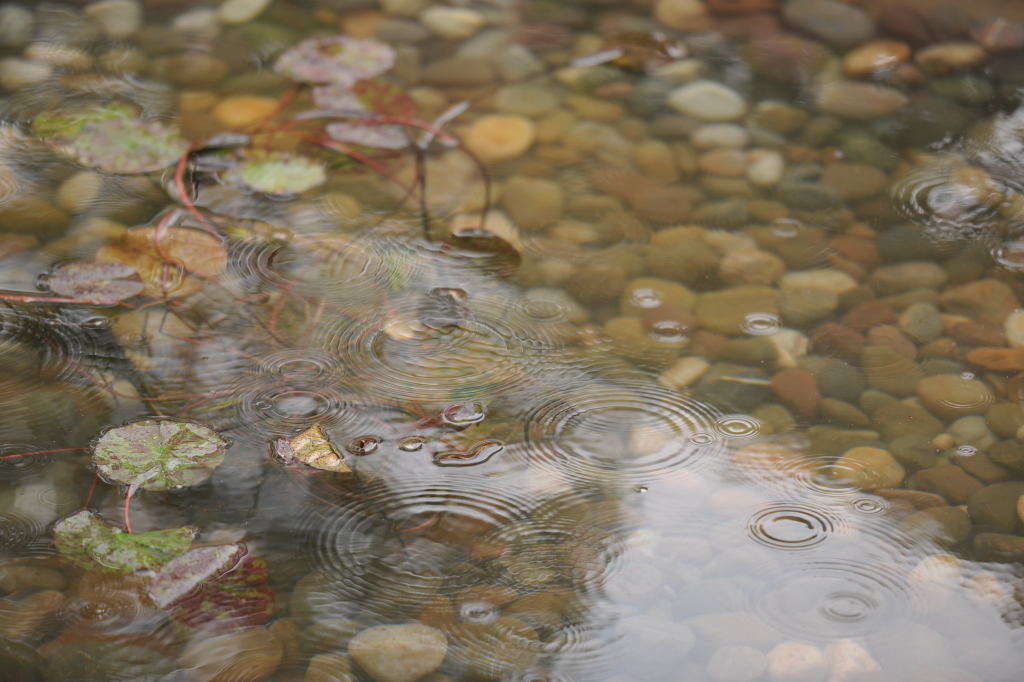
[0,0,1024,681]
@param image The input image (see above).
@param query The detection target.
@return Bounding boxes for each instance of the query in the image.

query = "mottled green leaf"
[62,118,188,174]
[225,153,326,196]
[31,102,137,140]
[92,418,227,491]
[53,510,195,573]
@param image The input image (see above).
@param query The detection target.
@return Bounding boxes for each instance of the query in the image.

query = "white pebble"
[420,6,486,40]
[217,0,272,25]
[825,639,879,682]
[0,58,54,89]
[668,80,747,121]
[708,644,768,682]
[766,641,827,682]
[779,269,858,296]
[0,5,33,48]
[691,123,750,149]
[1005,309,1024,347]
[659,357,710,390]
[173,9,221,38]
[747,149,784,187]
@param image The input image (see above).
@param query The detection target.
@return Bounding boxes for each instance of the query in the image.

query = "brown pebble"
[909,464,984,504]
[706,0,779,14]
[970,17,1024,52]
[842,300,896,331]
[967,348,1024,372]
[875,488,948,510]
[867,326,917,361]
[828,235,879,269]
[952,321,1007,347]
[690,329,728,359]
[771,367,820,418]
[810,322,864,362]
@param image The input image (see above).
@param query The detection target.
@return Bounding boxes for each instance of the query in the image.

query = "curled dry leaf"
[46,261,144,302]
[60,117,189,175]
[273,424,351,473]
[92,418,228,491]
[95,226,228,299]
[224,152,327,196]
[53,510,195,573]
[274,35,395,85]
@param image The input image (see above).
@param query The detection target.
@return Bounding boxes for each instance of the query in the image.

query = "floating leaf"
[274,35,395,86]
[53,510,195,573]
[148,544,246,608]
[225,152,326,196]
[95,226,228,299]
[92,418,228,491]
[31,102,137,140]
[273,424,351,473]
[155,545,274,632]
[61,118,188,174]
[326,121,408,149]
[46,261,144,302]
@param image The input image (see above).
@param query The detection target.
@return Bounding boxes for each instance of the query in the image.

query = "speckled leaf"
[147,544,245,608]
[326,121,408,149]
[31,102,137,140]
[92,418,227,491]
[157,545,275,632]
[225,153,326,196]
[61,118,188,174]
[95,226,228,299]
[274,35,395,85]
[53,510,195,573]
[47,261,144,302]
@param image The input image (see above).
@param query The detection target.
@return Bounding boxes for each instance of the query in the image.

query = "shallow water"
[0,0,1023,680]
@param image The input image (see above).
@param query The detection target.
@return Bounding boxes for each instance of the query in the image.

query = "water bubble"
[648,319,689,343]
[960,371,976,381]
[398,436,426,452]
[347,435,381,456]
[688,432,716,446]
[459,600,500,625]
[771,218,802,238]
[442,402,486,428]
[851,497,887,514]
[634,485,649,493]
[741,313,781,336]
[630,287,662,309]
[715,414,761,439]
[956,445,977,457]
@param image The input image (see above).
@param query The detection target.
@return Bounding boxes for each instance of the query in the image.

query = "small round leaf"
[92,418,227,491]
[225,153,326,196]
[62,118,188,174]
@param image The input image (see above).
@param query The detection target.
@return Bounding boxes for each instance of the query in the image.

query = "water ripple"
[747,502,841,551]
[519,382,724,483]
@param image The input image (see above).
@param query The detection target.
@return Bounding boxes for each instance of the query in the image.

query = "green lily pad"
[31,102,137,140]
[53,510,195,573]
[92,418,228,491]
[225,153,326,196]
[62,118,189,174]
[47,261,144,302]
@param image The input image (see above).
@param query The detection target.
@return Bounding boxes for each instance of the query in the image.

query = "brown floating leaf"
[276,424,351,473]
[95,226,227,299]
[47,261,144,302]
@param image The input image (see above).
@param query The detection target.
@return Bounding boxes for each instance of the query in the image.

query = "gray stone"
[783,0,875,49]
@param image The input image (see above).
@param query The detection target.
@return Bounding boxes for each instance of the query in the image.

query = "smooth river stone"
[832,446,906,490]
[815,82,908,120]
[668,80,748,121]
[695,286,778,335]
[349,624,447,682]
[782,0,875,49]
[917,374,995,420]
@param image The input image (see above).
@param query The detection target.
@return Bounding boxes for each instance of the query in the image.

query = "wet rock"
[218,0,272,24]
[970,17,1024,52]
[967,481,1024,533]
[659,356,711,389]
[306,653,354,682]
[909,464,984,504]
[420,7,484,40]
[696,286,778,336]
[422,57,496,86]
[501,176,563,231]
[465,115,535,164]
[0,58,54,88]
[776,181,841,210]
[898,303,943,344]
[821,162,888,202]
[771,367,820,418]
[815,82,908,120]
[820,397,870,428]
[780,269,857,297]
[862,344,923,397]
[843,40,912,78]
[917,374,994,420]
[973,532,1024,562]
[782,0,874,49]
[162,53,230,87]
[628,185,701,224]
[766,640,827,682]
[0,5,33,48]
[1003,309,1024,348]
[965,347,1024,372]
[872,402,944,441]
[903,506,971,546]
[719,248,786,286]
[85,0,142,39]
[692,123,750,149]
[915,42,987,75]
[831,446,905,491]
[940,279,1020,323]
[0,590,64,641]
[888,434,939,470]
[647,234,719,282]
[695,363,772,411]
[708,644,766,682]
[0,563,67,594]
[605,316,684,366]
[667,80,747,122]
[180,628,282,682]
[810,324,864,364]
[985,403,1024,439]
[621,277,697,317]
[780,287,839,326]
[746,150,784,188]
[825,639,879,681]
[746,33,830,84]
[349,623,446,682]
[653,0,712,32]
